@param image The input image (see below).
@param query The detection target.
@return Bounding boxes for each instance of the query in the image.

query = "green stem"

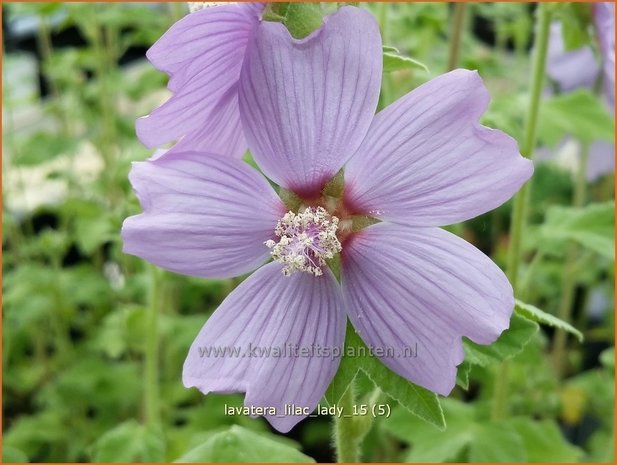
[551,145,589,378]
[36,17,69,135]
[505,2,552,288]
[89,4,118,201]
[492,3,552,421]
[447,3,467,71]
[145,266,162,426]
[333,383,360,462]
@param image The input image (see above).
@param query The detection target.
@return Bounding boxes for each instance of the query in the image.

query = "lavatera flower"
[122,7,533,433]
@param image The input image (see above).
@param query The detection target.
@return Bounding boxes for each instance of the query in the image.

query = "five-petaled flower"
[123,6,533,433]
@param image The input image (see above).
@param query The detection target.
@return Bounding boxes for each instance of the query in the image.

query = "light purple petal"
[546,22,599,92]
[135,3,262,154]
[183,262,345,433]
[239,6,382,197]
[341,223,513,395]
[121,151,285,279]
[594,3,615,106]
[344,69,533,227]
[588,140,615,180]
[170,88,246,157]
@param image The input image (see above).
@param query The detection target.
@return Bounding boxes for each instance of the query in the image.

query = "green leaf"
[539,90,615,146]
[600,347,614,370]
[456,361,471,390]
[510,418,583,462]
[90,420,165,462]
[2,446,29,463]
[556,3,593,51]
[464,313,539,366]
[94,305,147,358]
[383,45,429,73]
[174,425,314,463]
[468,423,526,462]
[384,401,581,462]
[588,428,615,462]
[383,399,472,462]
[383,399,525,462]
[325,325,445,430]
[13,132,79,166]
[515,299,583,342]
[540,201,614,260]
[2,410,68,459]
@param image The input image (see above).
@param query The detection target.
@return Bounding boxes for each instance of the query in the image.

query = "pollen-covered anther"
[266,207,342,277]
[188,2,232,13]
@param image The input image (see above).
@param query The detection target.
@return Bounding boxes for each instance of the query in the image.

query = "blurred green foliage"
[2,2,614,463]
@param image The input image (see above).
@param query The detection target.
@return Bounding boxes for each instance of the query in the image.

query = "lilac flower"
[543,8,615,181]
[547,5,615,99]
[135,2,263,158]
[122,7,533,432]
[546,22,598,92]
[594,2,615,104]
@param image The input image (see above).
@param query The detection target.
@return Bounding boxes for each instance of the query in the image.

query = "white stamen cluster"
[188,2,232,13]
[266,207,342,277]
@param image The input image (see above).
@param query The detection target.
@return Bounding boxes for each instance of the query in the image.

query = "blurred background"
[2,2,614,463]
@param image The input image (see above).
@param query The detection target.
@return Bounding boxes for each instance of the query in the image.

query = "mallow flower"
[122,6,533,432]
[547,3,614,103]
[135,2,263,158]
[546,22,598,92]
[594,2,615,104]
[543,4,615,181]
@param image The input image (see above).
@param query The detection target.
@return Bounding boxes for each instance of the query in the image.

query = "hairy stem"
[492,3,552,421]
[333,383,360,462]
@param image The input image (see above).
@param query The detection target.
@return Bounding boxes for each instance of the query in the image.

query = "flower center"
[266,207,342,277]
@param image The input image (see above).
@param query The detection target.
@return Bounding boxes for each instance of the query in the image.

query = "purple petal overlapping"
[124,6,533,432]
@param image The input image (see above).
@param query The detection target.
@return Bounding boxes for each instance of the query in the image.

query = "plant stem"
[505,2,552,288]
[551,144,589,378]
[145,266,162,426]
[333,383,360,462]
[89,4,119,201]
[491,3,552,421]
[447,3,466,70]
[36,16,70,136]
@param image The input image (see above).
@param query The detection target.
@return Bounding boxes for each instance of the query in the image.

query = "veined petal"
[170,88,246,158]
[121,151,285,279]
[341,223,513,395]
[183,262,345,433]
[136,3,262,152]
[239,6,382,197]
[344,69,533,227]
[147,3,263,83]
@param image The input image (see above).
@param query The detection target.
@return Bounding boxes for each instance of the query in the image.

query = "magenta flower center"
[266,207,342,276]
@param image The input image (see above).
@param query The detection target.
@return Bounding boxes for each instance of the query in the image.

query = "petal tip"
[135,116,159,150]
